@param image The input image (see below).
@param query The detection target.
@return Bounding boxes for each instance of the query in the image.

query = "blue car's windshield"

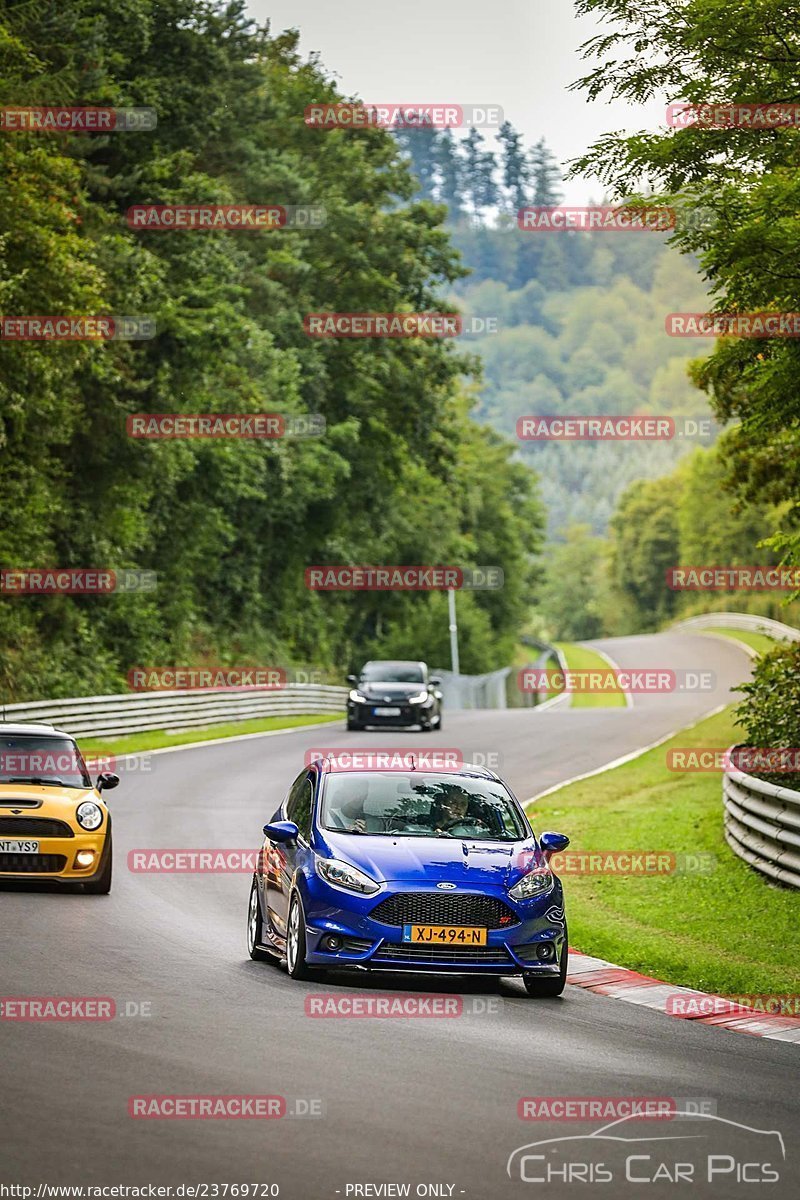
[321,772,528,840]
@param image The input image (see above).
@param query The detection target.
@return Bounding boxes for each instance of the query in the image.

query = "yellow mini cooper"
[0,723,118,893]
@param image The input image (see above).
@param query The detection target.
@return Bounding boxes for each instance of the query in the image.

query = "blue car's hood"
[319,830,541,886]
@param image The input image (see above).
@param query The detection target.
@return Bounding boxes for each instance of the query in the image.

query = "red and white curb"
[567,950,800,1044]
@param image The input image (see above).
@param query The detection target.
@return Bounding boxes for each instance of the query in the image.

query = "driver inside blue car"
[429,784,490,835]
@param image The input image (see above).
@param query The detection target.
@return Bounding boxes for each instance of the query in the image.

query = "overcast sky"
[247,0,666,203]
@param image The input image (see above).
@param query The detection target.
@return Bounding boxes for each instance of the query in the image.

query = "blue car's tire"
[522,933,568,997]
[286,892,320,980]
[247,876,274,962]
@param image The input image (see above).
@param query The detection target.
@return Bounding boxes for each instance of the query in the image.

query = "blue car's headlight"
[508,868,554,901]
[407,690,429,704]
[316,856,380,895]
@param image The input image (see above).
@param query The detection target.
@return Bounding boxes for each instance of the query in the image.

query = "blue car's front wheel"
[247,877,273,962]
[286,892,320,981]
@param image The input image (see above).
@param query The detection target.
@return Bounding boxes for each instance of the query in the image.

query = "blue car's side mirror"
[540,831,570,856]
[263,820,299,843]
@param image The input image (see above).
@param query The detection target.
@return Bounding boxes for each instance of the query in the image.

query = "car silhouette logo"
[437,882,457,889]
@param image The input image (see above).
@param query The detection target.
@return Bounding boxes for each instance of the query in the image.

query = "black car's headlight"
[76,800,103,831]
[407,690,429,705]
[349,689,368,703]
[509,868,553,901]
[316,856,380,895]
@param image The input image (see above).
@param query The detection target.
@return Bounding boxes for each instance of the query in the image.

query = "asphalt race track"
[2,632,798,1198]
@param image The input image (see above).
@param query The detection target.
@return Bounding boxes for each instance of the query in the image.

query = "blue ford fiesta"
[247,757,570,996]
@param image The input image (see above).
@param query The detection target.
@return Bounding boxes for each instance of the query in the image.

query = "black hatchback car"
[346,660,443,732]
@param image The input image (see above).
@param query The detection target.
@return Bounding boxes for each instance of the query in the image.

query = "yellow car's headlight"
[76,800,103,830]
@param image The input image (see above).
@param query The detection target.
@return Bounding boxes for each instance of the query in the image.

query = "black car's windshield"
[322,772,528,840]
[0,735,91,788]
[360,663,424,684]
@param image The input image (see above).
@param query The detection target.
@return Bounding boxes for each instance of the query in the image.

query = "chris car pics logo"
[507,1112,784,1185]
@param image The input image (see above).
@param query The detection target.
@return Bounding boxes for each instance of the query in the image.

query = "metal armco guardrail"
[673,612,800,642]
[724,753,800,889]
[432,666,511,710]
[2,685,348,740]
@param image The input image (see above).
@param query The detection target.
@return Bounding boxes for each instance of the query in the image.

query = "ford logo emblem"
[436,882,457,889]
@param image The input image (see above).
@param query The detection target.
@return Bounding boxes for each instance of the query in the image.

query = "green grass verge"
[529,705,800,994]
[80,712,343,757]
[701,627,776,657]
[555,641,627,709]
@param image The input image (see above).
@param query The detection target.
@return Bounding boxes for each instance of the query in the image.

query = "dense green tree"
[608,477,682,629]
[434,129,467,220]
[529,138,563,206]
[498,120,531,212]
[571,0,800,567]
[535,525,609,640]
[393,117,439,202]
[462,128,499,218]
[0,0,544,700]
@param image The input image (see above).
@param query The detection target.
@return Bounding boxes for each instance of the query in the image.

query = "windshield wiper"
[6,776,78,788]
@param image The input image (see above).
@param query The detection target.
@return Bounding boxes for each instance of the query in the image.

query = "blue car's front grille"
[373,942,512,964]
[370,891,517,930]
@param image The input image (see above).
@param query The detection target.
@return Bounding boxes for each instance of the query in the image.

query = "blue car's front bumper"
[296,874,567,976]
